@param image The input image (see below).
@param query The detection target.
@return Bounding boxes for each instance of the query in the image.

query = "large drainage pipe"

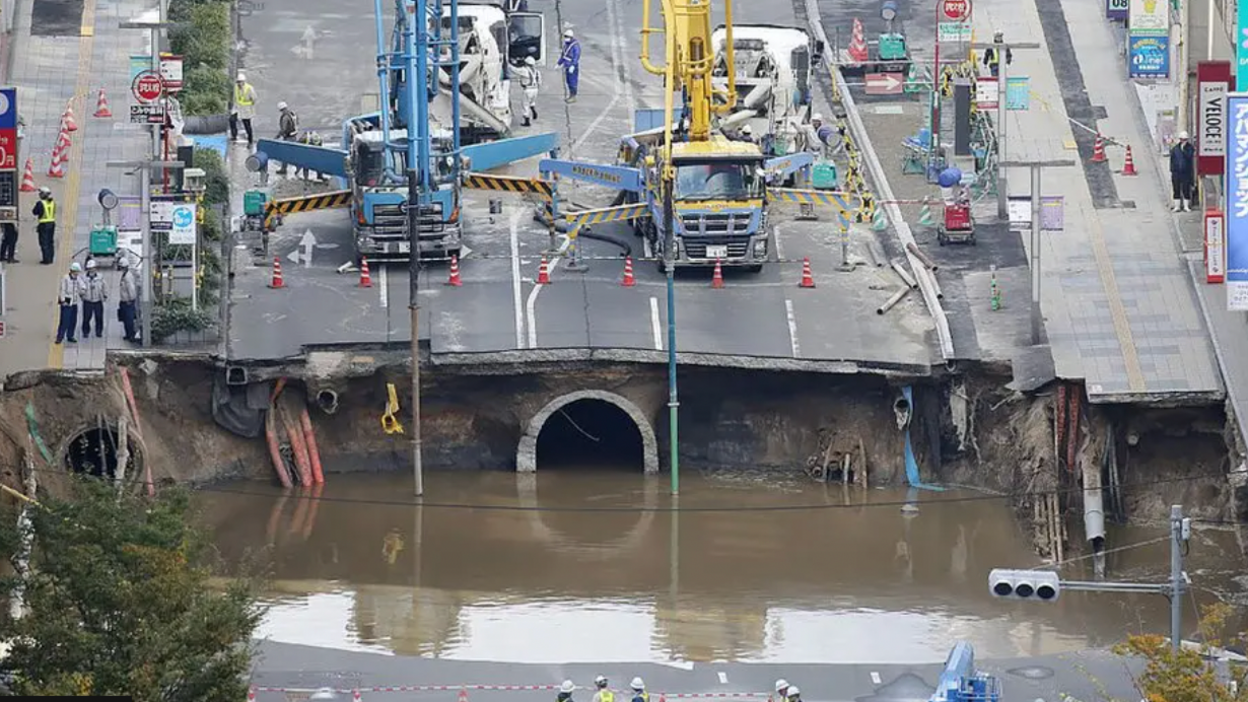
[315,389,340,415]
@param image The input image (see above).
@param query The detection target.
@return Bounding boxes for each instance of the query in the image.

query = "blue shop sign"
[1129,33,1170,78]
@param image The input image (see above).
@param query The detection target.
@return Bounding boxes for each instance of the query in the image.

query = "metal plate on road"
[865,73,904,95]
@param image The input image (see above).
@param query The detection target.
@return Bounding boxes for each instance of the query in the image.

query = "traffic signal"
[988,569,1060,601]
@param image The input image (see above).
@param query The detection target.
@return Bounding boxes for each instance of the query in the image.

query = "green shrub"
[169,0,232,116]
[151,296,214,343]
[178,64,231,116]
[193,147,230,206]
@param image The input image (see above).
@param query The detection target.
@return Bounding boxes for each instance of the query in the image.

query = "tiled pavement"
[973,0,1223,402]
[0,0,152,380]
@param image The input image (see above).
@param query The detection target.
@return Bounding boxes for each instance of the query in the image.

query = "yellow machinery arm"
[639,0,738,144]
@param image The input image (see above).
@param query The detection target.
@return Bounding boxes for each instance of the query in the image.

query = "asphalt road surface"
[225,0,938,372]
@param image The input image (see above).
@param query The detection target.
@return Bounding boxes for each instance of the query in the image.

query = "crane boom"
[640,0,738,144]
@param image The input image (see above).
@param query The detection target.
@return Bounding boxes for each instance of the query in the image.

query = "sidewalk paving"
[0,0,153,382]
[973,0,1223,403]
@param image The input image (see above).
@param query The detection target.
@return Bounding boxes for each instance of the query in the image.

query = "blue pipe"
[901,385,944,492]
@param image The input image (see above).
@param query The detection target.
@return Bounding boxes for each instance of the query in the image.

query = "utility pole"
[407,173,423,498]
[106,160,184,347]
[1177,0,1190,140]
[664,185,679,496]
[405,0,431,498]
[989,504,1190,652]
[1000,158,1076,345]
[969,40,1041,219]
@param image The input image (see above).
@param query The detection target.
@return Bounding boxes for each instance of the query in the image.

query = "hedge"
[168,0,231,117]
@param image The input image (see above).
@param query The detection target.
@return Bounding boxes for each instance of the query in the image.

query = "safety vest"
[38,199,55,223]
[598,690,614,702]
[633,693,649,702]
[235,83,255,106]
[985,45,1002,67]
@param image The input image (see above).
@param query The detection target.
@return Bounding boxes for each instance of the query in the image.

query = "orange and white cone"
[1121,145,1138,176]
[1091,133,1107,162]
[848,19,869,63]
[93,88,112,118]
[621,257,636,287]
[20,158,36,191]
[56,128,71,154]
[270,257,285,288]
[247,688,256,702]
[447,255,462,286]
[359,258,372,287]
[458,690,469,702]
[62,102,78,132]
[799,257,815,288]
[536,256,551,284]
[353,691,363,702]
[711,259,724,288]
[46,144,65,178]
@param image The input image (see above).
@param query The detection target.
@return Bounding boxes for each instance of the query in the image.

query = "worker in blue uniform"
[557,29,581,103]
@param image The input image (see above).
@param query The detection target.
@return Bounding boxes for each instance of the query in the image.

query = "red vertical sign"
[1205,209,1226,283]
[1197,61,1233,177]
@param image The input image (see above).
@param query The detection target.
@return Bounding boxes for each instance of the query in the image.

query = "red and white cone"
[799,257,815,288]
[1121,145,1138,176]
[93,88,112,118]
[46,144,65,178]
[848,19,869,63]
[247,688,256,702]
[56,128,71,154]
[353,691,363,702]
[536,256,551,284]
[270,257,285,288]
[358,258,372,287]
[1091,133,1107,163]
[447,255,462,286]
[711,259,724,289]
[621,257,636,287]
[458,690,469,702]
[62,102,78,132]
[20,158,37,191]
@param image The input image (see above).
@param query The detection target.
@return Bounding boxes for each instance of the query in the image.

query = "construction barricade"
[247,684,774,702]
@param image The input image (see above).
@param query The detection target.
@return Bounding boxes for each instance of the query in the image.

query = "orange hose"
[288,486,311,536]
[119,367,155,497]
[299,406,325,485]
[270,377,287,404]
[280,408,313,486]
[265,410,292,488]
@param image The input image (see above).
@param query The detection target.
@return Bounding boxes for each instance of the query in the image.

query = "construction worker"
[80,258,108,339]
[297,130,327,181]
[0,220,17,263]
[1170,130,1196,212]
[275,101,298,176]
[557,29,581,103]
[785,686,801,702]
[117,255,138,343]
[629,678,647,702]
[557,681,576,702]
[231,72,258,145]
[804,114,833,155]
[736,124,755,143]
[983,31,1012,78]
[33,186,56,265]
[55,262,84,345]
[775,680,790,701]
[508,56,541,126]
[592,676,613,702]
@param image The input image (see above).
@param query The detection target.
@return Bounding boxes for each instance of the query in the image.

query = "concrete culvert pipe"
[893,395,912,430]
[62,424,142,480]
[316,389,340,415]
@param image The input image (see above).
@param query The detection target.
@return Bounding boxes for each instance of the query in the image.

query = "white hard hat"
[236,72,246,82]
[277,101,288,111]
[117,255,129,268]
[1179,130,1190,139]
[994,29,1004,37]
[741,124,752,134]
[812,113,823,122]
[786,687,800,698]
[595,676,608,688]
[525,56,536,66]
[775,680,789,693]
[86,258,97,270]
[38,186,50,195]
[564,28,574,37]
[631,678,644,690]
[69,262,82,272]
[560,681,576,694]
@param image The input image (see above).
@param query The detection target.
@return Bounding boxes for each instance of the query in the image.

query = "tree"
[1113,603,1248,702]
[0,477,264,699]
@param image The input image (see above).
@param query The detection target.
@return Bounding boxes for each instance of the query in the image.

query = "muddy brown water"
[197,471,1247,663]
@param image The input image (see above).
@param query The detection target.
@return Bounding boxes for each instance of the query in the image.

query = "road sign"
[1198,61,1233,176]
[1206,210,1226,284]
[1224,93,1248,310]
[1106,0,1128,20]
[130,103,164,125]
[132,70,164,104]
[169,203,197,245]
[937,21,972,43]
[1129,33,1170,78]
[865,73,903,95]
[976,77,999,109]
[941,0,970,22]
[159,54,183,92]
[1006,76,1030,110]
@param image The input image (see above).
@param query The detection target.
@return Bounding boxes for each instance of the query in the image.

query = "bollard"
[990,266,1002,311]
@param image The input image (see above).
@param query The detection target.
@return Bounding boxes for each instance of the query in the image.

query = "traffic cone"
[918,199,935,227]
[46,144,65,178]
[871,207,887,232]
[247,687,256,702]
[1121,145,1138,176]
[447,254,462,286]
[353,691,363,702]
[621,257,636,287]
[56,128,71,156]
[20,158,36,191]
[270,257,284,288]
[1091,133,1107,162]
[848,19,868,63]
[458,690,469,702]
[358,257,372,287]
[62,102,77,132]
[799,257,815,288]
[93,88,112,118]
[711,259,724,288]
[536,256,551,284]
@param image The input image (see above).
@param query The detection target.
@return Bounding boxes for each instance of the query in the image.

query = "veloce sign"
[1198,61,1234,176]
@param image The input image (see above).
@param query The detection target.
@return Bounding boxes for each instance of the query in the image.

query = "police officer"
[983,30,1012,78]
[592,676,613,702]
[629,678,647,702]
[557,680,576,702]
[557,29,581,102]
[80,258,108,338]
[509,56,541,126]
[117,255,139,342]
[55,262,84,344]
[275,101,298,175]
[33,186,56,265]
[231,72,258,145]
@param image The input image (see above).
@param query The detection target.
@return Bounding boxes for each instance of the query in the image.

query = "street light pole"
[664,186,679,495]
[968,40,1041,219]
[1000,158,1076,345]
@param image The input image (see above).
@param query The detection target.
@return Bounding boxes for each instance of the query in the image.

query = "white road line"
[773,224,785,261]
[870,672,881,685]
[379,264,389,308]
[509,209,526,349]
[785,298,801,358]
[572,94,619,153]
[717,672,728,685]
[606,0,638,112]
[525,238,571,349]
[650,296,663,350]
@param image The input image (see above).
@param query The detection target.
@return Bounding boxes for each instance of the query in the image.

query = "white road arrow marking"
[866,74,902,92]
[298,229,317,267]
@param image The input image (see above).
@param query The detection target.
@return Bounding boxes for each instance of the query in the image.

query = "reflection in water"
[197,471,1246,663]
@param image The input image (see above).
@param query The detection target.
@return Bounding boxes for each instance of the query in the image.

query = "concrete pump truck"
[254,0,557,263]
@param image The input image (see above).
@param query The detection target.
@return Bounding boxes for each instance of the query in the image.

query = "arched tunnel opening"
[63,426,140,480]
[536,398,645,470]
